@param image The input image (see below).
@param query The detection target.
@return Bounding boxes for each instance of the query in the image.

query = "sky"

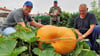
[0,0,98,14]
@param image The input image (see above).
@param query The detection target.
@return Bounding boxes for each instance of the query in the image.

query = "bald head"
[79,4,87,9]
[79,4,88,19]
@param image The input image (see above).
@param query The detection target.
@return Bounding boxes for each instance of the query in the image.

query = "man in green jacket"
[49,0,62,26]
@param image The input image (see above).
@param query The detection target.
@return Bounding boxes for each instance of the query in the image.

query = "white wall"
[0,9,10,13]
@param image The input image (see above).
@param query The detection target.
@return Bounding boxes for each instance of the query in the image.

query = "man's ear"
[23,5,26,8]
[23,5,25,7]
[87,8,88,11]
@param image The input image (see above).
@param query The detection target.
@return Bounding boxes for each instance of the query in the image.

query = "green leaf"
[79,49,97,56]
[65,40,97,56]
[0,33,2,36]
[72,41,83,56]
[15,31,39,43]
[33,48,61,56]
[96,39,100,45]
[9,25,40,43]
[39,50,61,56]
[70,28,78,39]
[29,37,40,43]
[0,37,6,43]
[0,39,17,56]
[83,42,90,49]
[41,42,55,50]
[11,46,27,56]
[72,44,83,56]
[32,48,42,55]
[33,43,61,56]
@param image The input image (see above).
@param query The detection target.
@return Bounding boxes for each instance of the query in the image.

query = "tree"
[91,0,96,9]
[98,0,100,11]
[60,11,72,26]
[91,0,100,23]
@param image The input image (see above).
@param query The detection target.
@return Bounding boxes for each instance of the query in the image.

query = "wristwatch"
[82,35,86,38]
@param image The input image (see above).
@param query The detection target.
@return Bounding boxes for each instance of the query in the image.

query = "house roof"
[0,13,9,17]
[0,7,11,11]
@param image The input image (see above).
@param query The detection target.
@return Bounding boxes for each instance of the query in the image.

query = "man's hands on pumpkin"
[40,25,45,27]
[50,13,54,16]
[77,35,84,41]
[77,33,85,41]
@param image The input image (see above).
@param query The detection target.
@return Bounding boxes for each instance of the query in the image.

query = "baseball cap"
[54,0,58,3]
[24,1,33,8]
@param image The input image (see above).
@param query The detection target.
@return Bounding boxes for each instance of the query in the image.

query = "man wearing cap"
[1,1,44,35]
[49,0,62,26]
[74,4,100,54]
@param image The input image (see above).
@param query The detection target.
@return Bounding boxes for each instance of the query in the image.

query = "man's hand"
[17,22,25,27]
[50,13,54,16]
[56,11,59,15]
[30,21,44,28]
[77,35,84,41]
[39,24,44,27]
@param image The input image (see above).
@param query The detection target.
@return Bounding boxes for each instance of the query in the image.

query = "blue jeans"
[1,27,16,36]
[87,25,100,53]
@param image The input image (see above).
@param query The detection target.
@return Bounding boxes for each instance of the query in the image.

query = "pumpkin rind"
[37,25,76,54]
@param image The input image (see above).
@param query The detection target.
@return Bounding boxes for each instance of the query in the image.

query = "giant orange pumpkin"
[36,25,76,54]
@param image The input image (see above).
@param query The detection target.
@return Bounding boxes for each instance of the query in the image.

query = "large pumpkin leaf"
[79,49,97,56]
[9,24,40,43]
[33,48,61,56]
[71,40,91,56]
[72,44,83,56]
[0,39,17,56]
[39,50,61,56]
[0,33,3,37]
[0,37,6,44]
[12,31,40,43]
[33,42,61,56]
[83,41,90,49]
[41,42,55,50]
[32,48,42,55]
[10,46,27,56]
[64,40,97,56]
[72,41,83,56]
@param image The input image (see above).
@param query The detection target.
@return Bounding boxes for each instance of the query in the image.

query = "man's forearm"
[83,29,93,37]
[75,29,82,36]
[30,21,43,28]
[83,24,96,38]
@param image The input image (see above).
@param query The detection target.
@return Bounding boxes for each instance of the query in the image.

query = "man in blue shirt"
[74,4,100,54]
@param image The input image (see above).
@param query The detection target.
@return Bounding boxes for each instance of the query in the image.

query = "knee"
[93,25,100,32]
[2,27,16,36]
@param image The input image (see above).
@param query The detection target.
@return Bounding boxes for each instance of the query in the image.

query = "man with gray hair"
[74,4,100,54]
